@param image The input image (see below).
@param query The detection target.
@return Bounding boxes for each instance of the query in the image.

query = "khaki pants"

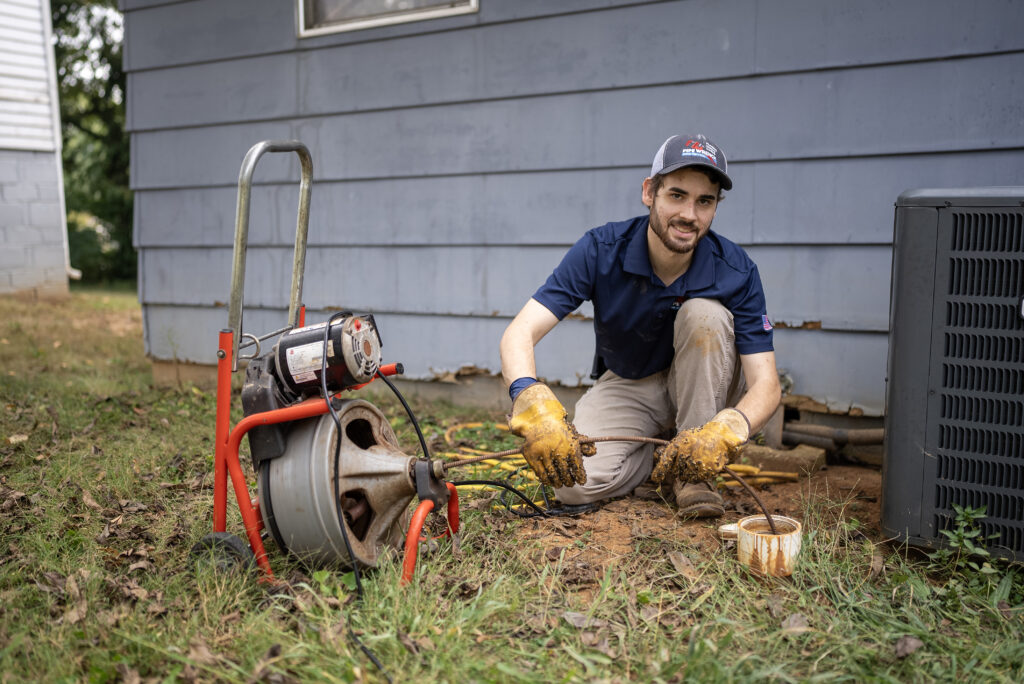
[557,298,745,505]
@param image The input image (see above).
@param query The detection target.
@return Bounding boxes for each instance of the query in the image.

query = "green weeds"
[1,291,1022,682]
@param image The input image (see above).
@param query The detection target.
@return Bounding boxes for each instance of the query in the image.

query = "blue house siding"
[125,0,1024,414]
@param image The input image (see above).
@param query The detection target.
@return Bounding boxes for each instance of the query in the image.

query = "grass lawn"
[0,289,1021,683]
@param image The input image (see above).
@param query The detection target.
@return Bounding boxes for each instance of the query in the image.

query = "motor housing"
[273,314,382,400]
[242,314,383,467]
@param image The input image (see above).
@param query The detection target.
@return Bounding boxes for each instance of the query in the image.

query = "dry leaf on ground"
[247,644,288,684]
[82,489,103,510]
[894,635,924,658]
[563,611,608,630]
[780,613,810,636]
[116,664,141,684]
[667,550,699,580]
[63,574,87,624]
[188,640,224,667]
[868,553,885,580]
[765,592,786,619]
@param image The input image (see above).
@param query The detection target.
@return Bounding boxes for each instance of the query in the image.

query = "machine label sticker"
[286,341,324,383]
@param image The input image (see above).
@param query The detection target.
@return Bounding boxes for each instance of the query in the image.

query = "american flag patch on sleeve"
[762,314,773,331]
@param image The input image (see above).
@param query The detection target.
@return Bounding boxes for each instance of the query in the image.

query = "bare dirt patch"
[68,303,142,338]
[512,463,881,589]
[723,464,882,533]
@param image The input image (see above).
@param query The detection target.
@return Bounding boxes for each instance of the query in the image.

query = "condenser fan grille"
[945,301,1024,331]
[940,395,1024,426]
[944,332,1023,362]
[948,257,1023,296]
[936,449,1024,487]
[938,426,1024,458]
[883,191,1024,562]
[941,362,1024,393]
[950,211,1023,252]
[936,485,1024,523]
[933,208,1024,555]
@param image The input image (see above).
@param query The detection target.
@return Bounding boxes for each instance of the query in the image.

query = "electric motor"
[273,314,382,399]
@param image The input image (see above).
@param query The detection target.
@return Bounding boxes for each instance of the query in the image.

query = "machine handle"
[378,362,404,377]
[344,362,404,392]
[227,140,314,371]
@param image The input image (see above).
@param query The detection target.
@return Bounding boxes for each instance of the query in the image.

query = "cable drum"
[257,399,416,567]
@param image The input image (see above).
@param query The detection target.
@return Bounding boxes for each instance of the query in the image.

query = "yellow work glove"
[508,383,589,488]
[651,408,750,484]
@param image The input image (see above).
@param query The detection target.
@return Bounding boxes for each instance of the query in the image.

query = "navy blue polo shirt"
[532,216,774,379]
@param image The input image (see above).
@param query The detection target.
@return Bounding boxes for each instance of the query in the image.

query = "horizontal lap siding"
[139,244,889,330]
[129,52,1024,189]
[123,0,1024,136]
[0,0,59,151]
[126,0,1024,414]
[123,0,700,72]
[133,150,1024,248]
[142,303,887,409]
[141,305,594,379]
[772,329,889,414]
[123,0,1024,80]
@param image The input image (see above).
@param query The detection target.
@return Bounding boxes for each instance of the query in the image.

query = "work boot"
[673,480,724,519]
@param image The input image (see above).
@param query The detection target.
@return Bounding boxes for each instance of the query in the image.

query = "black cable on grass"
[450,479,596,518]
[527,485,600,517]
[450,479,550,517]
[375,369,431,460]
[321,314,392,684]
[540,485,554,509]
[323,313,364,596]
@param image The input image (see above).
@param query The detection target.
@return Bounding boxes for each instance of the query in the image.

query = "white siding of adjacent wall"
[0,0,61,152]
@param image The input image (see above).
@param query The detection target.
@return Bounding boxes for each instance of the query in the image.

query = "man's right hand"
[508,383,588,488]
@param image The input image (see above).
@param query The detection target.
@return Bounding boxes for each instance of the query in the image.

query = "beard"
[649,208,710,254]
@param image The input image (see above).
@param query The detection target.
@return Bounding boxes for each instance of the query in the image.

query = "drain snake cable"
[320,361,786,677]
[439,423,786,533]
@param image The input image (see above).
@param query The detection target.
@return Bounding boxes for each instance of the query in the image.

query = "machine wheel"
[190,532,256,574]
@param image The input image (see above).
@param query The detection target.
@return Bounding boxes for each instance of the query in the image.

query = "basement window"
[297,0,478,37]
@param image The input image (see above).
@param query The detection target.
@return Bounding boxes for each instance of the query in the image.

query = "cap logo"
[681,138,718,166]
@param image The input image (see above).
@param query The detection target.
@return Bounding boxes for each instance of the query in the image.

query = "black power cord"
[322,313,365,594]
[371,375,591,519]
[321,313,392,683]
[449,479,550,517]
[448,479,598,518]
[317,319,587,678]
[374,369,431,459]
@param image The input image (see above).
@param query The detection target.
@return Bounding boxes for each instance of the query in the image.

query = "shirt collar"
[623,217,717,290]
[623,218,652,277]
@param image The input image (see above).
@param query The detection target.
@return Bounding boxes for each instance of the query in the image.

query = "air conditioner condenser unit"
[883,187,1024,562]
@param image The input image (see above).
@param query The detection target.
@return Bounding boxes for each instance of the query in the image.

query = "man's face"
[642,167,720,254]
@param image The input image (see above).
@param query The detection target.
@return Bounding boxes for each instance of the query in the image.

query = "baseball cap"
[650,134,733,191]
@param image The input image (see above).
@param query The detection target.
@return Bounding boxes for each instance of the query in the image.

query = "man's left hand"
[651,408,750,484]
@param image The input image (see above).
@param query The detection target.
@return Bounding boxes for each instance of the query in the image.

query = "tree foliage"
[51,0,133,282]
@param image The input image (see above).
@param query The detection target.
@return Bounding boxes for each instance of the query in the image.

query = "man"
[500,134,780,517]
